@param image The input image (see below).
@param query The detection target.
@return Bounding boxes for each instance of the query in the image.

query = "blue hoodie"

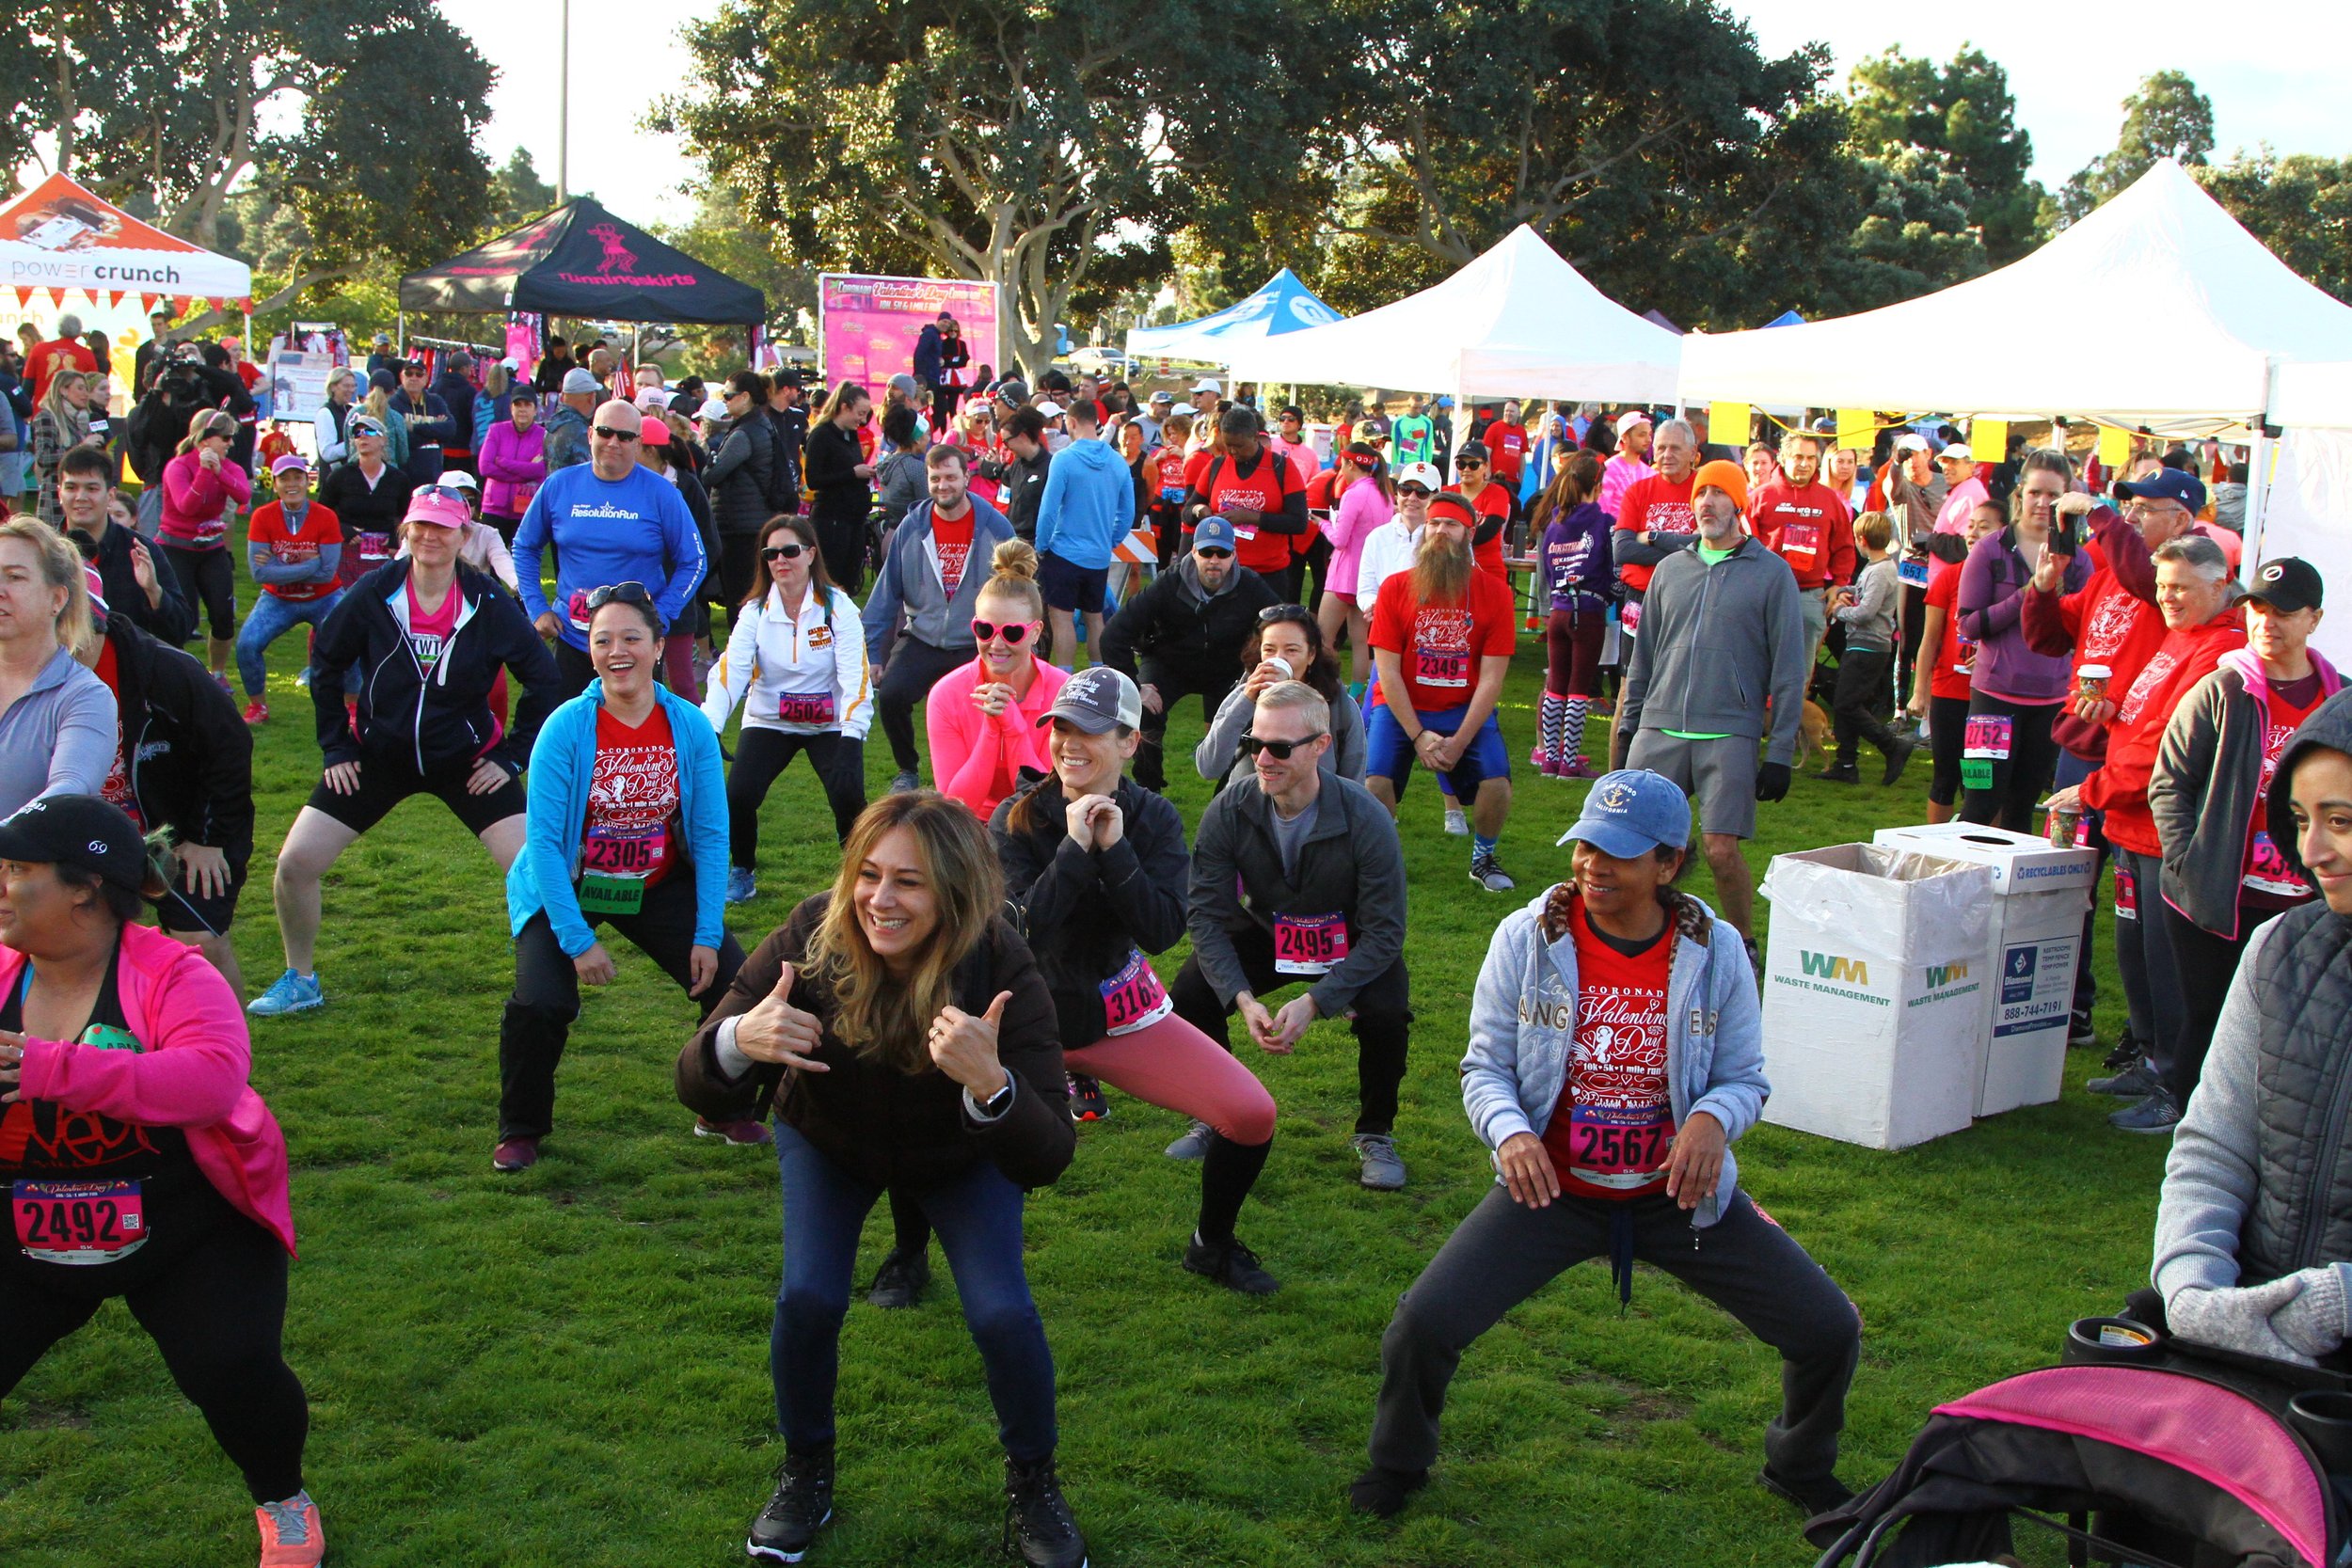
[1033,436,1132,571]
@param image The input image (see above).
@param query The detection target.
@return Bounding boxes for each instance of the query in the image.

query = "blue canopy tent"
[1763,309,1805,327]
[1125,269,1342,366]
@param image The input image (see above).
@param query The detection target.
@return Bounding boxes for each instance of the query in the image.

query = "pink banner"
[818,274,1000,398]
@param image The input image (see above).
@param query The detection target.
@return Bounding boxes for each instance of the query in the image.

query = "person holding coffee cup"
[1194,604,1366,790]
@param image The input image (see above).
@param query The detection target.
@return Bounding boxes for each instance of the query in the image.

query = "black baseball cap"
[1457,441,1491,465]
[2245,557,2325,614]
[0,795,152,894]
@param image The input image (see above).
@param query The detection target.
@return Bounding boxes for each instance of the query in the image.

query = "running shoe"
[866,1247,929,1308]
[1758,1466,1855,1518]
[748,1448,834,1563]
[2110,1089,2182,1134]
[492,1136,540,1173]
[241,698,269,725]
[1470,849,1516,893]
[1528,743,1549,769]
[247,969,324,1017]
[1442,804,1469,836]
[256,1491,325,1567]
[1164,1119,1213,1161]
[2088,1057,2157,1098]
[214,671,233,695]
[725,865,758,904]
[1003,1456,1088,1568]
[294,667,312,689]
[1068,1073,1109,1121]
[1182,1233,1279,1295]
[1347,1465,1427,1518]
[1559,756,1600,780]
[1352,1132,1406,1191]
[694,1117,773,1148]
[1880,736,1920,786]
[889,769,920,794]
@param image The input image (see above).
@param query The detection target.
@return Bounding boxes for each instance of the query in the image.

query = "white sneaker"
[1443,804,1469,836]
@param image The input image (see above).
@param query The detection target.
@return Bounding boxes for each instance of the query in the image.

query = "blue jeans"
[770,1123,1057,1460]
[234,588,344,700]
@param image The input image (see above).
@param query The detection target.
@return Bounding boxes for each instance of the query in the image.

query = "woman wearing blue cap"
[1351,768,1861,1527]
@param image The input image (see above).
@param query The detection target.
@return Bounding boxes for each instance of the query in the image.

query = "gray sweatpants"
[1368,1186,1860,1481]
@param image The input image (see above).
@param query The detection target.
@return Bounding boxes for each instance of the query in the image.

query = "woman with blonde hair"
[31,369,96,526]
[0,516,113,816]
[924,539,1070,820]
[359,373,410,470]
[677,790,1087,1568]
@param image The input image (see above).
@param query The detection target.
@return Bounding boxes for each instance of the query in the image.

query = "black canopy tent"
[397,198,766,355]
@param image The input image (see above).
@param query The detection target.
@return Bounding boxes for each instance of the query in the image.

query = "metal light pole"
[556,0,570,202]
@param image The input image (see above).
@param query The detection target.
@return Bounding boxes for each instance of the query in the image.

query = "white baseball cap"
[1894,434,1929,454]
[1396,461,1442,491]
[1190,377,1222,395]
[1034,399,1066,418]
[696,397,729,420]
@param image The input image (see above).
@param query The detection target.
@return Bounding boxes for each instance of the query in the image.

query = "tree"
[2060,69,2215,223]
[2201,150,2352,304]
[660,0,1308,376]
[1838,149,1990,304]
[1848,44,2042,261]
[489,148,558,230]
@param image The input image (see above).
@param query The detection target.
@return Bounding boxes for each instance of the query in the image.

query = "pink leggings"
[1064,1013,1277,1146]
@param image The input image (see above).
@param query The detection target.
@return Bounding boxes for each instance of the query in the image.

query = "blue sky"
[443,0,2352,230]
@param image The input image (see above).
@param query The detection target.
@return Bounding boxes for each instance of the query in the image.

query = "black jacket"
[433,371,478,453]
[705,408,778,536]
[677,895,1074,1191]
[803,420,869,524]
[1101,558,1279,686]
[78,520,194,643]
[991,447,1052,542]
[99,614,253,855]
[991,770,1190,1047]
[310,559,561,777]
[317,461,416,540]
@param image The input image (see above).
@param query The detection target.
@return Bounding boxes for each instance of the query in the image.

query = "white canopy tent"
[1680,160,2352,433]
[2252,360,2352,669]
[1221,225,1682,404]
[2271,361,2352,431]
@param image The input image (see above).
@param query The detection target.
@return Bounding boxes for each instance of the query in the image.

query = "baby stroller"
[1810,1311,2352,1567]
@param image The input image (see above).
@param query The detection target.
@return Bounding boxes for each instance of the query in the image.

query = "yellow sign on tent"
[2097,423,2132,469]
[1836,408,1873,450]
[1971,419,2008,466]
[1709,402,1752,449]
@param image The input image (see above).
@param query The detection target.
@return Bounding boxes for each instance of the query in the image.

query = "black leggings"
[873,638,973,774]
[0,1208,307,1503]
[1957,692,2061,833]
[728,726,868,857]
[2159,900,2265,1107]
[813,513,866,598]
[1926,694,1969,806]
[499,869,747,1140]
[160,543,236,641]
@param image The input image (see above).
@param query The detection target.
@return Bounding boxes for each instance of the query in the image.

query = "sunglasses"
[1238,734,1316,760]
[1195,546,1233,560]
[419,484,472,504]
[972,618,1036,644]
[592,425,641,442]
[586,580,653,611]
[1458,459,1486,468]
[761,543,806,562]
[1397,484,1433,498]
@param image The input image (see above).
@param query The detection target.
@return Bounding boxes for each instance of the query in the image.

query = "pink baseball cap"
[402,490,471,530]
[269,453,310,476]
[638,417,670,448]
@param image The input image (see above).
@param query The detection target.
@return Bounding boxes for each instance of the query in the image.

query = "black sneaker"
[749,1448,835,1562]
[1813,763,1861,784]
[1469,849,1516,893]
[1347,1465,1428,1518]
[1880,736,1919,786]
[1067,1073,1109,1121]
[1002,1455,1088,1568]
[1182,1233,1279,1295]
[2110,1089,2183,1134]
[2088,1057,2158,1098]
[1757,1465,1854,1518]
[866,1247,930,1309]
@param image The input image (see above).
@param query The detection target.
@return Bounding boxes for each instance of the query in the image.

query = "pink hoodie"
[158,447,253,549]
[8,924,294,1255]
[926,656,1070,820]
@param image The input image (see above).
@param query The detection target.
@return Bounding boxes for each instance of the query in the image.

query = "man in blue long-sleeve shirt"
[513,399,707,697]
[1033,401,1135,668]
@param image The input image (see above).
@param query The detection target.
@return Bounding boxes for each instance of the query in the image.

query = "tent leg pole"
[397,311,405,356]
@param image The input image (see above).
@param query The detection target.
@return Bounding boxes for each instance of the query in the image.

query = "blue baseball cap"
[2115,467,2207,514]
[1193,515,1237,553]
[1557,769,1692,858]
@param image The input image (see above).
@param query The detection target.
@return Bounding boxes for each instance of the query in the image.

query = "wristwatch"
[978,1074,1017,1119]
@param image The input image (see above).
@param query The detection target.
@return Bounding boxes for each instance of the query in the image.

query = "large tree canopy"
[1847,44,2042,262]
[2061,69,2215,223]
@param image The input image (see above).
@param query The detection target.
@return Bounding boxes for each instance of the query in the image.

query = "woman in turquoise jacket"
[1352,769,1862,1530]
[498,583,747,1173]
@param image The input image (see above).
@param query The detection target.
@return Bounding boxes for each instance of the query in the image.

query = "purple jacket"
[477,417,548,519]
[1957,526,2090,705]
[1540,500,1614,611]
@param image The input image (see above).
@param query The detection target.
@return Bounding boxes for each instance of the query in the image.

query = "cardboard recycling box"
[1871,823,2097,1116]
[1757,843,1993,1150]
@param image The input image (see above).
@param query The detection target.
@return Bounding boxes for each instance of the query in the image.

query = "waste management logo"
[1800,951,1868,985]
[1772,952,1979,1008]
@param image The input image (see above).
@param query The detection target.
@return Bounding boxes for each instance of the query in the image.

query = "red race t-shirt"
[1612,472,1697,593]
[1486,422,1529,484]
[1199,448,1298,575]
[1925,558,1978,703]
[1542,901,1676,1199]
[2244,672,2329,905]
[1152,446,1189,503]
[1747,478,1854,591]
[1369,565,1517,713]
[1463,481,1513,581]
[930,504,975,597]
[585,704,682,891]
[91,639,141,829]
[27,337,95,404]
[248,500,343,603]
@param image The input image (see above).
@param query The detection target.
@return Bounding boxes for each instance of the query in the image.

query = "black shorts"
[155,849,251,937]
[307,757,527,837]
[1037,550,1109,614]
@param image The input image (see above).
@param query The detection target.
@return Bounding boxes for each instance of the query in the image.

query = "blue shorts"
[1037,550,1109,613]
[1364,701,1509,799]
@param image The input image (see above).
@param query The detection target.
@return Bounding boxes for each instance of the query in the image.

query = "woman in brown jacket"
[676,789,1085,1568]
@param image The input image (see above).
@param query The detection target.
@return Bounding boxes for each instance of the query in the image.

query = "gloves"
[1756,761,1791,803]
[2169,1266,2352,1367]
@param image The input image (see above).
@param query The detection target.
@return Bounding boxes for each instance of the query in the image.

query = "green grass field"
[0,557,2166,1567]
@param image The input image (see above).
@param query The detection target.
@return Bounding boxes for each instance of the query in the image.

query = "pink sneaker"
[242,698,269,725]
[694,1117,773,1148]
[1538,752,1564,778]
[1528,744,1549,769]
[1561,756,1601,780]
[256,1492,325,1567]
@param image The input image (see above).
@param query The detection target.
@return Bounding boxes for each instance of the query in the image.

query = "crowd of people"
[0,303,2344,1568]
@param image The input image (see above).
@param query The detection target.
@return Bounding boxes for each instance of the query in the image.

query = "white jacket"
[702,582,873,740]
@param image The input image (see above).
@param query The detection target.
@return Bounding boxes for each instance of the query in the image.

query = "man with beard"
[1367,491,1520,893]
[1101,517,1279,792]
[1615,461,1806,947]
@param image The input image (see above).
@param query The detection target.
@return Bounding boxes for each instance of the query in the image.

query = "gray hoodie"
[860,495,1014,665]
[0,645,117,817]
[1620,534,1807,763]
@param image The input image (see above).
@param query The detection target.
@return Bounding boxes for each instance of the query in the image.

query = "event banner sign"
[818,274,1001,396]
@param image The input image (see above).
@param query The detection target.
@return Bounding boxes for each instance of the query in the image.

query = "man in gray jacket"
[1170,681,1414,1191]
[860,445,1013,793]
[1612,459,1805,944]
